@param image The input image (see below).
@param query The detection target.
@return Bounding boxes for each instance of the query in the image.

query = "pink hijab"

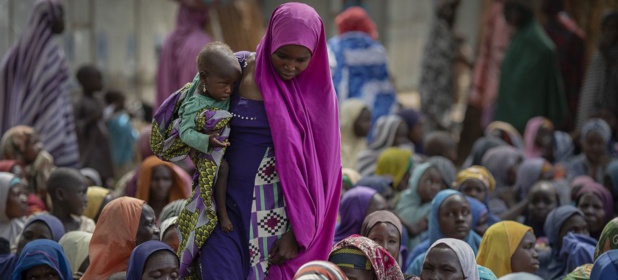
[524,117,552,158]
[255,2,342,277]
[154,2,211,111]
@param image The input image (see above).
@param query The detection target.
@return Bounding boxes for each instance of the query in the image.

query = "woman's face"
[16,221,52,256]
[162,225,180,252]
[418,168,447,203]
[271,45,312,81]
[438,195,472,240]
[25,265,59,280]
[142,250,180,280]
[459,179,486,203]
[510,231,539,274]
[339,267,375,280]
[150,165,173,203]
[577,193,606,234]
[583,132,607,163]
[366,222,400,260]
[353,108,372,138]
[421,245,465,280]
[393,122,410,147]
[6,183,28,219]
[558,214,589,249]
[527,184,558,224]
[136,204,160,245]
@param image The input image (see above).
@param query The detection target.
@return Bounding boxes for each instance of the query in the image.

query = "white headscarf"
[59,231,93,275]
[425,238,480,280]
[0,172,25,249]
[160,216,178,239]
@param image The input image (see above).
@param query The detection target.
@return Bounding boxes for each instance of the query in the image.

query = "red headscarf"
[335,7,378,40]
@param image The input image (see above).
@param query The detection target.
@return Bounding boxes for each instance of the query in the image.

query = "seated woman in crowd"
[485,121,524,151]
[476,221,539,278]
[160,216,179,252]
[396,163,449,248]
[523,117,556,161]
[135,156,189,219]
[329,235,405,279]
[397,109,425,155]
[575,180,613,240]
[59,231,92,279]
[126,240,180,280]
[421,238,493,280]
[568,119,616,183]
[361,210,404,264]
[565,217,618,279]
[335,186,388,243]
[523,181,560,240]
[10,239,72,280]
[481,146,523,218]
[340,99,372,170]
[375,147,413,195]
[82,197,160,279]
[407,190,482,275]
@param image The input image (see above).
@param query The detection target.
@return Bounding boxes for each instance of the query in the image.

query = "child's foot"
[219,214,234,233]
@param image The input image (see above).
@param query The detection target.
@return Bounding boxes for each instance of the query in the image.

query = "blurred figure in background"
[104,90,138,178]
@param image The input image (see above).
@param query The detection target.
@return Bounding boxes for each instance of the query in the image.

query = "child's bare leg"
[215,159,233,232]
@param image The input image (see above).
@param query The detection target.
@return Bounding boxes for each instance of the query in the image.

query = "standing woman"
[0,0,79,167]
[184,3,341,279]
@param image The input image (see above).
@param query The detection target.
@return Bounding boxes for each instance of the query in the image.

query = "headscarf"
[395,163,434,226]
[24,214,65,242]
[478,265,499,280]
[425,238,480,280]
[160,216,178,239]
[159,199,185,223]
[485,121,524,150]
[330,235,404,279]
[455,166,497,202]
[606,161,618,204]
[11,239,72,280]
[575,181,613,225]
[136,156,189,205]
[357,115,406,176]
[59,231,92,277]
[581,119,612,145]
[293,260,348,280]
[0,173,25,248]
[498,272,543,280]
[126,240,178,280]
[426,156,457,187]
[595,218,618,260]
[466,196,489,228]
[335,186,377,243]
[83,186,111,220]
[80,168,102,186]
[515,158,549,201]
[335,6,378,40]
[544,205,585,251]
[355,176,392,196]
[340,99,369,169]
[476,221,533,277]
[482,146,522,188]
[0,0,79,167]
[0,126,35,162]
[82,197,145,279]
[375,148,412,190]
[361,210,403,248]
[397,109,423,154]
[464,137,508,167]
[554,131,574,163]
[154,2,211,111]
[255,3,342,271]
[524,117,553,158]
[590,250,618,280]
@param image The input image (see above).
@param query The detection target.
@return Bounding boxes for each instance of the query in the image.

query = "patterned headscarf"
[455,166,497,199]
[425,238,480,280]
[594,218,618,260]
[0,126,35,162]
[485,121,524,150]
[159,199,185,223]
[330,235,404,279]
[476,221,533,277]
[335,6,378,39]
[375,148,412,190]
[293,261,348,280]
[11,239,72,280]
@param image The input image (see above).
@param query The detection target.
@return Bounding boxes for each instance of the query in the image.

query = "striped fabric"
[0,0,79,167]
[293,261,348,280]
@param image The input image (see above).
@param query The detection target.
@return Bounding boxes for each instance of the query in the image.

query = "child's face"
[150,165,174,202]
[417,167,447,203]
[271,45,312,81]
[438,195,472,240]
[459,179,486,203]
[527,184,558,223]
[6,183,28,219]
[201,69,241,102]
[65,181,88,216]
[583,132,607,163]
[353,108,372,138]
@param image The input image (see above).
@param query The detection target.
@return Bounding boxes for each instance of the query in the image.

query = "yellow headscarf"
[476,221,532,277]
[340,99,369,169]
[375,147,412,190]
[84,186,111,220]
[454,165,496,193]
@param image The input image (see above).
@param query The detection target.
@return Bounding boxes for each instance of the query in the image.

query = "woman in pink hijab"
[185,3,341,279]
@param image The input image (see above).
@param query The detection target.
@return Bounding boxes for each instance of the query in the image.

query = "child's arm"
[179,97,211,154]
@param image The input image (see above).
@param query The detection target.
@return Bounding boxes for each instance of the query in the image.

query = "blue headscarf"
[395,162,435,227]
[24,214,65,242]
[126,240,177,280]
[591,250,618,280]
[11,239,72,280]
[466,196,487,228]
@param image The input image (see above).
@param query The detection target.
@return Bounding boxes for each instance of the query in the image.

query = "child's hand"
[209,133,230,148]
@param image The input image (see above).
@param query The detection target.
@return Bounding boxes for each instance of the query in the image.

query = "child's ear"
[55,188,65,202]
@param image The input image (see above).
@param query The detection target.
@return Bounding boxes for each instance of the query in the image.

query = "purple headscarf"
[24,214,65,242]
[126,241,177,280]
[335,186,377,243]
[255,2,342,276]
[154,3,211,111]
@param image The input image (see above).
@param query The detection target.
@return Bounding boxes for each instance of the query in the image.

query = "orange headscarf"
[83,197,144,279]
[136,156,188,204]
[335,6,378,40]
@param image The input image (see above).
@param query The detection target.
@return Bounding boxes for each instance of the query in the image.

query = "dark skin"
[366,222,400,260]
[397,170,412,192]
[527,182,558,224]
[22,133,43,165]
[582,132,610,176]
[365,194,389,215]
[216,160,232,232]
[421,245,465,280]
[136,204,160,245]
[25,264,59,280]
[458,179,486,203]
[5,183,28,219]
[16,221,52,256]
[404,168,447,237]
[142,250,180,280]
[339,266,375,280]
[438,195,472,240]
[409,120,424,147]
[354,108,372,138]
[76,67,105,127]
[393,122,411,147]
[239,44,314,265]
[577,193,606,235]
[510,231,540,274]
[149,165,174,218]
[50,176,88,232]
[50,4,65,34]
[557,214,589,249]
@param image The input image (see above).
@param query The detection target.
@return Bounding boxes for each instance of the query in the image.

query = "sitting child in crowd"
[46,168,95,233]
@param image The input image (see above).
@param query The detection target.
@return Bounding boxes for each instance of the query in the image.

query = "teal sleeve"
[179,97,210,154]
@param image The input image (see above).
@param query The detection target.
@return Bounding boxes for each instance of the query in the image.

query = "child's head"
[76,65,103,93]
[196,42,242,101]
[527,181,558,224]
[424,131,458,164]
[438,193,472,240]
[47,168,88,216]
[1,173,28,220]
[417,166,447,203]
[104,90,126,110]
